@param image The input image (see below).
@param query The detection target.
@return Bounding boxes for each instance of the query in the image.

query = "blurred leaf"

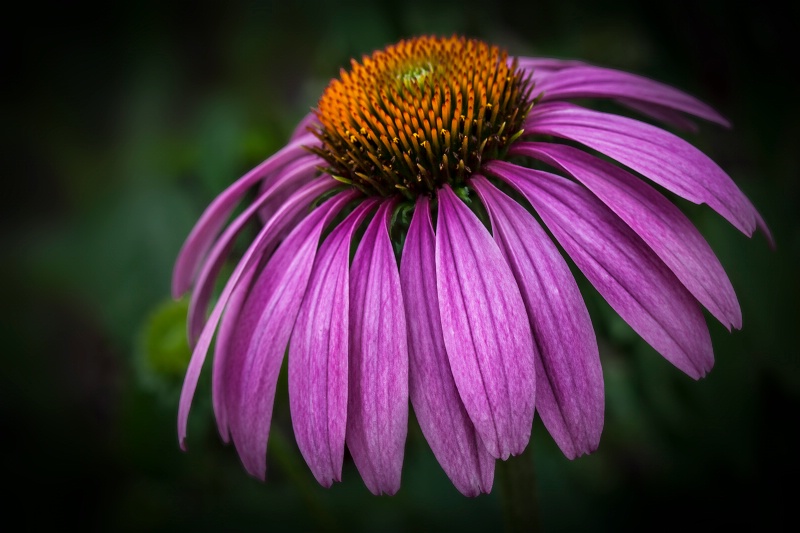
[137,297,191,390]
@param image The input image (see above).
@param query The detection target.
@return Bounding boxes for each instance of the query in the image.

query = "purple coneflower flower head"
[174,36,771,497]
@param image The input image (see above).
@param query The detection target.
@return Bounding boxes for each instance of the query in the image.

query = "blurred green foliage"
[3,0,798,531]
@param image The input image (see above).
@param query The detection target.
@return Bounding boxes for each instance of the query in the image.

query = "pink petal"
[534,65,730,126]
[291,112,321,140]
[525,102,772,244]
[400,195,494,496]
[255,155,321,224]
[172,133,319,297]
[218,191,356,479]
[177,177,334,451]
[288,199,379,487]
[435,184,536,460]
[617,100,702,132]
[347,199,409,495]
[470,176,603,459]
[487,160,714,379]
[517,57,587,77]
[212,262,256,443]
[186,159,330,345]
[512,141,742,330]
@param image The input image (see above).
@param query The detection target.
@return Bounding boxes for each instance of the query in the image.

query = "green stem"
[497,443,540,532]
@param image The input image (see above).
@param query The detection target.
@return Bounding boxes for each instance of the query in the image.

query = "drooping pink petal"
[400,196,494,496]
[211,190,355,451]
[212,262,257,443]
[511,141,742,330]
[172,132,318,298]
[486,160,714,379]
[435,184,536,460]
[177,177,335,451]
[524,102,772,244]
[288,199,379,487]
[533,65,730,126]
[470,176,603,459]
[219,190,356,479]
[291,112,322,140]
[516,57,587,77]
[187,160,332,345]
[346,199,409,495]
[616,100,702,133]
[256,155,322,224]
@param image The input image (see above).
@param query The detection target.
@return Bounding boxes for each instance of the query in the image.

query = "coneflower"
[174,35,771,497]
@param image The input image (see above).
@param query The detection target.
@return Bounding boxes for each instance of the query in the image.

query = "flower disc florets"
[310,36,534,198]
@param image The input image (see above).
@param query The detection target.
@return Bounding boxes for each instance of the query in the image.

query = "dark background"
[3,1,798,531]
